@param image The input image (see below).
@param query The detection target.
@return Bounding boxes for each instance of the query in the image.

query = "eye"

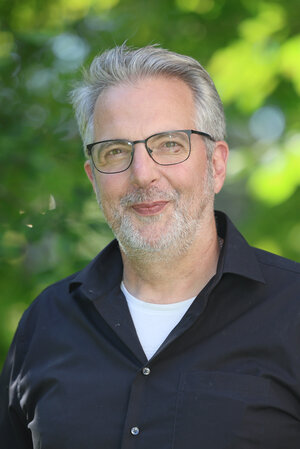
[101,143,132,160]
[164,141,181,148]
[149,132,188,154]
[106,147,126,156]
[159,139,184,153]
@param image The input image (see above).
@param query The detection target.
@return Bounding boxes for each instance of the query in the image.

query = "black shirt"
[1,211,300,449]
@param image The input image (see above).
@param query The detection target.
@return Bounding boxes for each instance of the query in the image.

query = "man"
[1,44,300,448]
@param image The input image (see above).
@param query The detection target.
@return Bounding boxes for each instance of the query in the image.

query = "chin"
[117,230,171,253]
[115,220,197,261]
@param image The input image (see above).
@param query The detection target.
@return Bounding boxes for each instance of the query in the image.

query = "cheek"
[173,168,205,195]
[97,176,125,205]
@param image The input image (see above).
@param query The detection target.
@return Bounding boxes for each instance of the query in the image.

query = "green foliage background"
[1,0,300,368]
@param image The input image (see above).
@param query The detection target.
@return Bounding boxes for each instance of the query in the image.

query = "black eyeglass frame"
[86,129,215,174]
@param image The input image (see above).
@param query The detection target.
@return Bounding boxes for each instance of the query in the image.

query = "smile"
[131,201,169,216]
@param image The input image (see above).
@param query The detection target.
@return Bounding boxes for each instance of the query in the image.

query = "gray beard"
[96,169,215,263]
[114,208,202,263]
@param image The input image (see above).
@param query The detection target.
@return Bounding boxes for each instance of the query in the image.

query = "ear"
[84,160,97,194]
[211,141,229,194]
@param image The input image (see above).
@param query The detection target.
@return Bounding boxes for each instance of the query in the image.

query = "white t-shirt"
[121,282,196,360]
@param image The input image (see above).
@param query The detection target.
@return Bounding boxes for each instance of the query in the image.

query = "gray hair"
[70,44,226,158]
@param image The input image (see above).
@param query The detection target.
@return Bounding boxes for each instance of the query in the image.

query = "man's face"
[85,76,228,258]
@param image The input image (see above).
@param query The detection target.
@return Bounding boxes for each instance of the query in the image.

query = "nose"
[129,142,160,188]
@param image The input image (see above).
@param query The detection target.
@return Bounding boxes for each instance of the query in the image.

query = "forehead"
[93,76,196,140]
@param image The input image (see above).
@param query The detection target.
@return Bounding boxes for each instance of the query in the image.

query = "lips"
[131,201,168,216]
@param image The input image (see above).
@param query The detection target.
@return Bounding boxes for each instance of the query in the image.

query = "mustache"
[120,187,179,207]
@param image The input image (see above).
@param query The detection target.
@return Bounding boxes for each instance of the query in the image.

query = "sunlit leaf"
[248,141,300,205]
[279,35,300,95]
[239,2,286,43]
[175,0,215,14]
[208,41,279,111]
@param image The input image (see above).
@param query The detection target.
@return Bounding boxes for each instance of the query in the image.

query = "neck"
[120,214,221,304]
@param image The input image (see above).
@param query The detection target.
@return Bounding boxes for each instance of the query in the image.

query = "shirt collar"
[69,239,123,300]
[69,210,265,300]
[216,211,265,283]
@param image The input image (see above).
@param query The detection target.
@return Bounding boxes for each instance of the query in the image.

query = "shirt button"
[131,426,140,436]
[142,367,151,375]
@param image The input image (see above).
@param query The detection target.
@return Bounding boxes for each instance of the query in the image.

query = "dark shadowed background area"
[1,0,300,368]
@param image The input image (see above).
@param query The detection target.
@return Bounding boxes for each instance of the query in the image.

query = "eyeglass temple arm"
[191,130,215,142]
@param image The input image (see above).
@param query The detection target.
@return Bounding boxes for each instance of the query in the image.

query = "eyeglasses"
[86,129,215,174]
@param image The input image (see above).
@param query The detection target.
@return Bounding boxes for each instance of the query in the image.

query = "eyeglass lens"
[91,131,191,174]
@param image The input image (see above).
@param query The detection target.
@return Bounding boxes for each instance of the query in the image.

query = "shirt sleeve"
[0,324,33,449]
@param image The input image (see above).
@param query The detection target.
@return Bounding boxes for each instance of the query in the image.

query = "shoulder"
[254,247,300,276]
[251,247,300,300]
[23,270,80,315]
[16,239,121,340]
[15,271,80,342]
